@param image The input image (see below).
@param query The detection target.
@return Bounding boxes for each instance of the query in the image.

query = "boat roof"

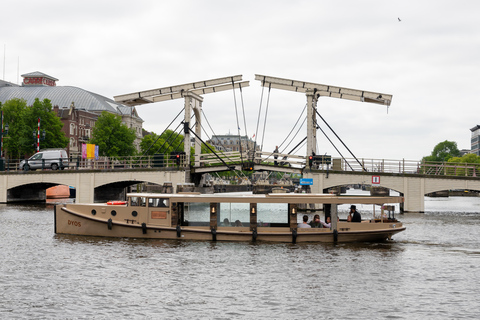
[126,192,403,205]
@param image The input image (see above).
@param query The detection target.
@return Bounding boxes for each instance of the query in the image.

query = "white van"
[19,149,69,171]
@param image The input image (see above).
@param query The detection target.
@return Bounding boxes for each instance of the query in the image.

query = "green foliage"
[0,98,68,158]
[90,111,136,157]
[446,153,480,176]
[140,130,216,164]
[140,130,184,155]
[422,140,461,162]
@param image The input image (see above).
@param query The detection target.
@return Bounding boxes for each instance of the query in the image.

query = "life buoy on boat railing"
[142,223,147,234]
[107,218,113,230]
[211,228,217,241]
[107,201,127,205]
[333,229,338,243]
[176,225,181,237]
[252,229,257,242]
[292,229,297,244]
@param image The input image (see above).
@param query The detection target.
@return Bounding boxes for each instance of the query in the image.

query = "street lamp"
[0,111,9,158]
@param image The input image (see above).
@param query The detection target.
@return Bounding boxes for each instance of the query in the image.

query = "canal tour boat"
[54,192,406,243]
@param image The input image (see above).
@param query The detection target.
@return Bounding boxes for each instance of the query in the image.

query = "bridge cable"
[197,120,240,171]
[187,124,248,181]
[152,121,184,155]
[239,83,248,142]
[253,78,266,153]
[159,122,185,154]
[315,110,366,171]
[279,114,307,155]
[141,107,185,156]
[200,109,241,164]
[314,119,353,171]
[261,105,307,163]
[230,77,246,165]
[186,125,234,169]
[259,83,272,152]
[287,136,307,155]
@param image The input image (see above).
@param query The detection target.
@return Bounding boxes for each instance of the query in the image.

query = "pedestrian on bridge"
[274,146,279,165]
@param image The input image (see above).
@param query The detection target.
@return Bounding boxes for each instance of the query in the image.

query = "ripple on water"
[1,203,480,319]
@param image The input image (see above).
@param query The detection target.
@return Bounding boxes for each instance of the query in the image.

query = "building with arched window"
[0,71,143,158]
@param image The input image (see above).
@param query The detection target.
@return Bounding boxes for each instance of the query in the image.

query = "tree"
[90,111,136,157]
[25,98,69,150]
[423,140,461,162]
[140,130,184,155]
[0,98,68,158]
[0,98,28,158]
[140,129,217,166]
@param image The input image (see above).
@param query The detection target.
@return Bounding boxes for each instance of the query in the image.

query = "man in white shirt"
[298,215,312,228]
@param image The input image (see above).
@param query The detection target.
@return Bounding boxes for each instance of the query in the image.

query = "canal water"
[1,192,479,319]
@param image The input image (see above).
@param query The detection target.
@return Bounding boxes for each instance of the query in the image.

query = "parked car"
[19,149,69,171]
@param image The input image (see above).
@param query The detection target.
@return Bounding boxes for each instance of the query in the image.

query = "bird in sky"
[398,17,402,22]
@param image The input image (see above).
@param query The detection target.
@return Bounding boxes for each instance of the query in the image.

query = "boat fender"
[107,218,113,230]
[292,229,297,244]
[142,223,147,234]
[333,229,338,243]
[252,229,257,242]
[211,228,217,241]
[176,225,181,237]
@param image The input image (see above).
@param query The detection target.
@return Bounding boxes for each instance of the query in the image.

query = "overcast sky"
[2,0,479,161]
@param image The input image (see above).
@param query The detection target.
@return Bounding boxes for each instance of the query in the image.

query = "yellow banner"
[87,144,95,159]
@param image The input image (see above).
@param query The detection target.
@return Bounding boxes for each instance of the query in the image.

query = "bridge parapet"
[3,153,479,179]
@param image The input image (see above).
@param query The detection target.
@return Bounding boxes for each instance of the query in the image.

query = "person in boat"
[323,216,332,228]
[348,205,362,222]
[222,218,231,226]
[298,215,312,228]
[234,220,243,227]
[309,214,323,228]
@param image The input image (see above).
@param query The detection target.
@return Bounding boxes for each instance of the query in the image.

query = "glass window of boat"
[130,196,146,207]
[219,203,249,227]
[148,198,169,208]
[257,203,288,227]
[183,202,210,226]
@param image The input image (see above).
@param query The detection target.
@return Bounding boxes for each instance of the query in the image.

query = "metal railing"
[1,154,187,172]
[3,153,480,178]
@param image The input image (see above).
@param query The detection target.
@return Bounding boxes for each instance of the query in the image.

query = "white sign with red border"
[372,175,380,184]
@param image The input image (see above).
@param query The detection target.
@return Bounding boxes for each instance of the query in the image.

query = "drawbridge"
[114,74,392,177]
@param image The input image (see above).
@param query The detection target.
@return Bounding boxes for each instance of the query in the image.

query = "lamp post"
[0,111,9,158]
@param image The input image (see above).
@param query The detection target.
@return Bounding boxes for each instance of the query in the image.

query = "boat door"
[147,197,171,226]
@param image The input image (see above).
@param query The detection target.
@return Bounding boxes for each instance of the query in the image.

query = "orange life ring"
[107,201,127,205]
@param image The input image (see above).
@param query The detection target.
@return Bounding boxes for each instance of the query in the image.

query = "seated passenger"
[323,216,331,228]
[298,215,312,228]
[234,220,243,227]
[222,218,231,226]
[309,214,323,228]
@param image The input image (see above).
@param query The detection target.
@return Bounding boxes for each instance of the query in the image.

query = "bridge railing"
[254,151,306,168]
[2,155,186,172]
[337,158,480,177]
[339,158,421,174]
[4,153,480,178]
[198,151,244,166]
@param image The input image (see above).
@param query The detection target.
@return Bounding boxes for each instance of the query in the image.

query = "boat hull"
[55,204,405,243]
